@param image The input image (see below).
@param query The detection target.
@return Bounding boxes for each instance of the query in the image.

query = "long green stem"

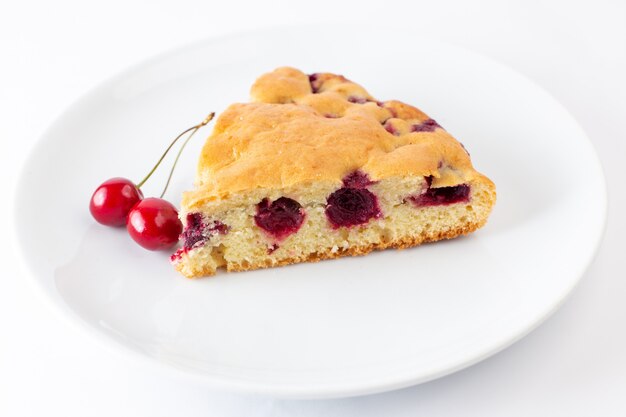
[136,112,215,189]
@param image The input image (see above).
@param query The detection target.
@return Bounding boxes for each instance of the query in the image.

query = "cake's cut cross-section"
[173,67,496,278]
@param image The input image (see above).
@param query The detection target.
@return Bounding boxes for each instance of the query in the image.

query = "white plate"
[14,27,606,399]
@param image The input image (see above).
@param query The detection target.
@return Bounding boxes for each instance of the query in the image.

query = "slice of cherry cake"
[172,67,496,277]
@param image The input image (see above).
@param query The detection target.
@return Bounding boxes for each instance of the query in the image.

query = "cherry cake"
[172,67,496,277]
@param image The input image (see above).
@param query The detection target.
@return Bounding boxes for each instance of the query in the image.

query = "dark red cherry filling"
[409,179,470,207]
[383,120,399,136]
[181,212,228,251]
[342,171,376,188]
[347,96,368,104]
[309,73,322,93]
[255,197,306,240]
[412,119,442,132]
[325,187,381,228]
[181,213,204,249]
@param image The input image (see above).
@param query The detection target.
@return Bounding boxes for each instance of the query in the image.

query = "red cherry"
[89,177,144,226]
[126,198,182,250]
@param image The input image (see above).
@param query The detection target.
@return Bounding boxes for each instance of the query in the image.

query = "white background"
[1,0,625,415]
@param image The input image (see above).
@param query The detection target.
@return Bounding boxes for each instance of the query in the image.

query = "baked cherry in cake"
[410,184,471,207]
[412,119,441,132]
[325,187,381,228]
[181,212,228,251]
[255,197,306,240]
[341,171,376,188]
[172,67,496,277]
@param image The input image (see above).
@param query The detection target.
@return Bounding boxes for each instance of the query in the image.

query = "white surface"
[13,27,606,399]
[1,0,625,414]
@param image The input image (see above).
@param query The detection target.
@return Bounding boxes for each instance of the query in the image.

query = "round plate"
[14,27,606,399]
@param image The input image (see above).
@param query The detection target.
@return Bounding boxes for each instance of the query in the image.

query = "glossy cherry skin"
[89,177,144,227]
[126,198,182,250]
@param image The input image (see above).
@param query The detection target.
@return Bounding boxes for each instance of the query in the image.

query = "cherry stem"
[159,113,214,198]
[136,112,215,190]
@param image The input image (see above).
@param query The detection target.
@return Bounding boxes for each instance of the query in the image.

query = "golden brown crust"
[183,67,482,208]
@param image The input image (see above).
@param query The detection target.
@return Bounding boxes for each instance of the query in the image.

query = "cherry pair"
[90,178,181,250]
[89,113,214,250]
